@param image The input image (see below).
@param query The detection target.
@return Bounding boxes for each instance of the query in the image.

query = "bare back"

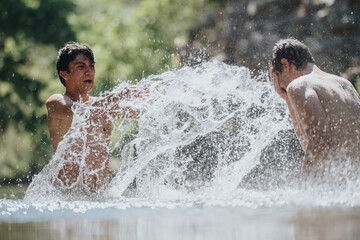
[287,67,360,177]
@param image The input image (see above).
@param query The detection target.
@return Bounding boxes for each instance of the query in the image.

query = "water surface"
[2,61,360,239]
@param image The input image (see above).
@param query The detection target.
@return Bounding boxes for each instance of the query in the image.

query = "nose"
[85,66,95,74]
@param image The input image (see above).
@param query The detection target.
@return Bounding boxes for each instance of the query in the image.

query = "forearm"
[271,70,308,149]
[109,106,141,120]
[286,99,308,150]
[104,87,147,119]
[87,86,147,120]
[84,92,130,119]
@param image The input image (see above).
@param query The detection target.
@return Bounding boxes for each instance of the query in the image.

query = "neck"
[300,62,316,75]
[283,63,316,89]
[64,90,90,102]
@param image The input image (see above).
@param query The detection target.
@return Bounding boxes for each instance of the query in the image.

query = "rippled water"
[1,61,360,239]
[2,195,360,240]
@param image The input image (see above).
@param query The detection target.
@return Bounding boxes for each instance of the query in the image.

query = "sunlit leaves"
[70,0,218,94]
[0,0,76,180]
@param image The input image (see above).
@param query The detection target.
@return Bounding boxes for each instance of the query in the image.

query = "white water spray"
[24,61,359,207]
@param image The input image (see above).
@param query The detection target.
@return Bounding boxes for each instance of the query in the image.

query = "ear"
[269,67,278,84]
[59,70,69,81]
[280,59,291,73]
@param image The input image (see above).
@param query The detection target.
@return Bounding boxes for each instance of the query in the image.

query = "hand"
[270,67,288,101]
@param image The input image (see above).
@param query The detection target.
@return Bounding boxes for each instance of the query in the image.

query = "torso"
[46,94,112,192]
[303,72,360,152]
[289,69,360,179]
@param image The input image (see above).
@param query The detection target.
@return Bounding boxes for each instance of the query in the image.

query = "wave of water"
[19,61,360,210]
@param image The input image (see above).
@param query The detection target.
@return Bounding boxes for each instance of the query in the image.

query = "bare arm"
[270,68,308,150]
[285,98,308,150]
[46,94,74,152]
[87,86,149,120]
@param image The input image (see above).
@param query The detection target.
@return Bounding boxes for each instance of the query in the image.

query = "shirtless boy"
[270,38,360,180]
[47,42,147,193]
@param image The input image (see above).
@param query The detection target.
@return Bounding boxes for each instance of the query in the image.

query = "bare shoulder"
[46,94,73,117]
[334,75,358,90]
[286,75,322,110]
[287,76,310,96]
[46,93,64,104]
[288,70,349,94]
[314,71,358,97]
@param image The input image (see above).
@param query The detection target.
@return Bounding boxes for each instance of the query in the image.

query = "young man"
[47,42,147,193]
[270,38,360,181]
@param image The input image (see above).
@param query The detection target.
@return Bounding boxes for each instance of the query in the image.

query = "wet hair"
[270,38,315,73]
[56,42,95,87]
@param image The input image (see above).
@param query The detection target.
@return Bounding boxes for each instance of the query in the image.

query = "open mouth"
[84,80,93,84]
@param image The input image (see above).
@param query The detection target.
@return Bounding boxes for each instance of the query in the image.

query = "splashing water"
[22,61,360,208]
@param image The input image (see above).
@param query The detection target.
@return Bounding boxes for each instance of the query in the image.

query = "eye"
[77,65,85,70]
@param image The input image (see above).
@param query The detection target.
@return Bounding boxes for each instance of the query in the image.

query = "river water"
[1,61,360,239]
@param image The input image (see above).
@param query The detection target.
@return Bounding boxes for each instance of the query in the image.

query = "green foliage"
[0,0,75,132]
[356,77,360,94]
[69,0,218,94]
[0,0,357,184]
[0,127,31,180]
[110,120,139,155]
[0,0,76,182]
[0,0,219,182]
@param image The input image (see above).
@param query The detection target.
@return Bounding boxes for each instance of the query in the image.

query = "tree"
[0,0,76,181]
[69,0,219,94]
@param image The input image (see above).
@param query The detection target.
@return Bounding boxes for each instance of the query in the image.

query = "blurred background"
[0,0,359,185]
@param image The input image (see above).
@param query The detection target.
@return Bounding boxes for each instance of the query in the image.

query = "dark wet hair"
[270,38,315,73]
[56,42,95,86]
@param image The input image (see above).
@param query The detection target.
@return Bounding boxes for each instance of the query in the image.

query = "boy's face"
[270,59,298,91]
[60,53,95,96]
[274,69,288,90]
[270,67,286,92]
